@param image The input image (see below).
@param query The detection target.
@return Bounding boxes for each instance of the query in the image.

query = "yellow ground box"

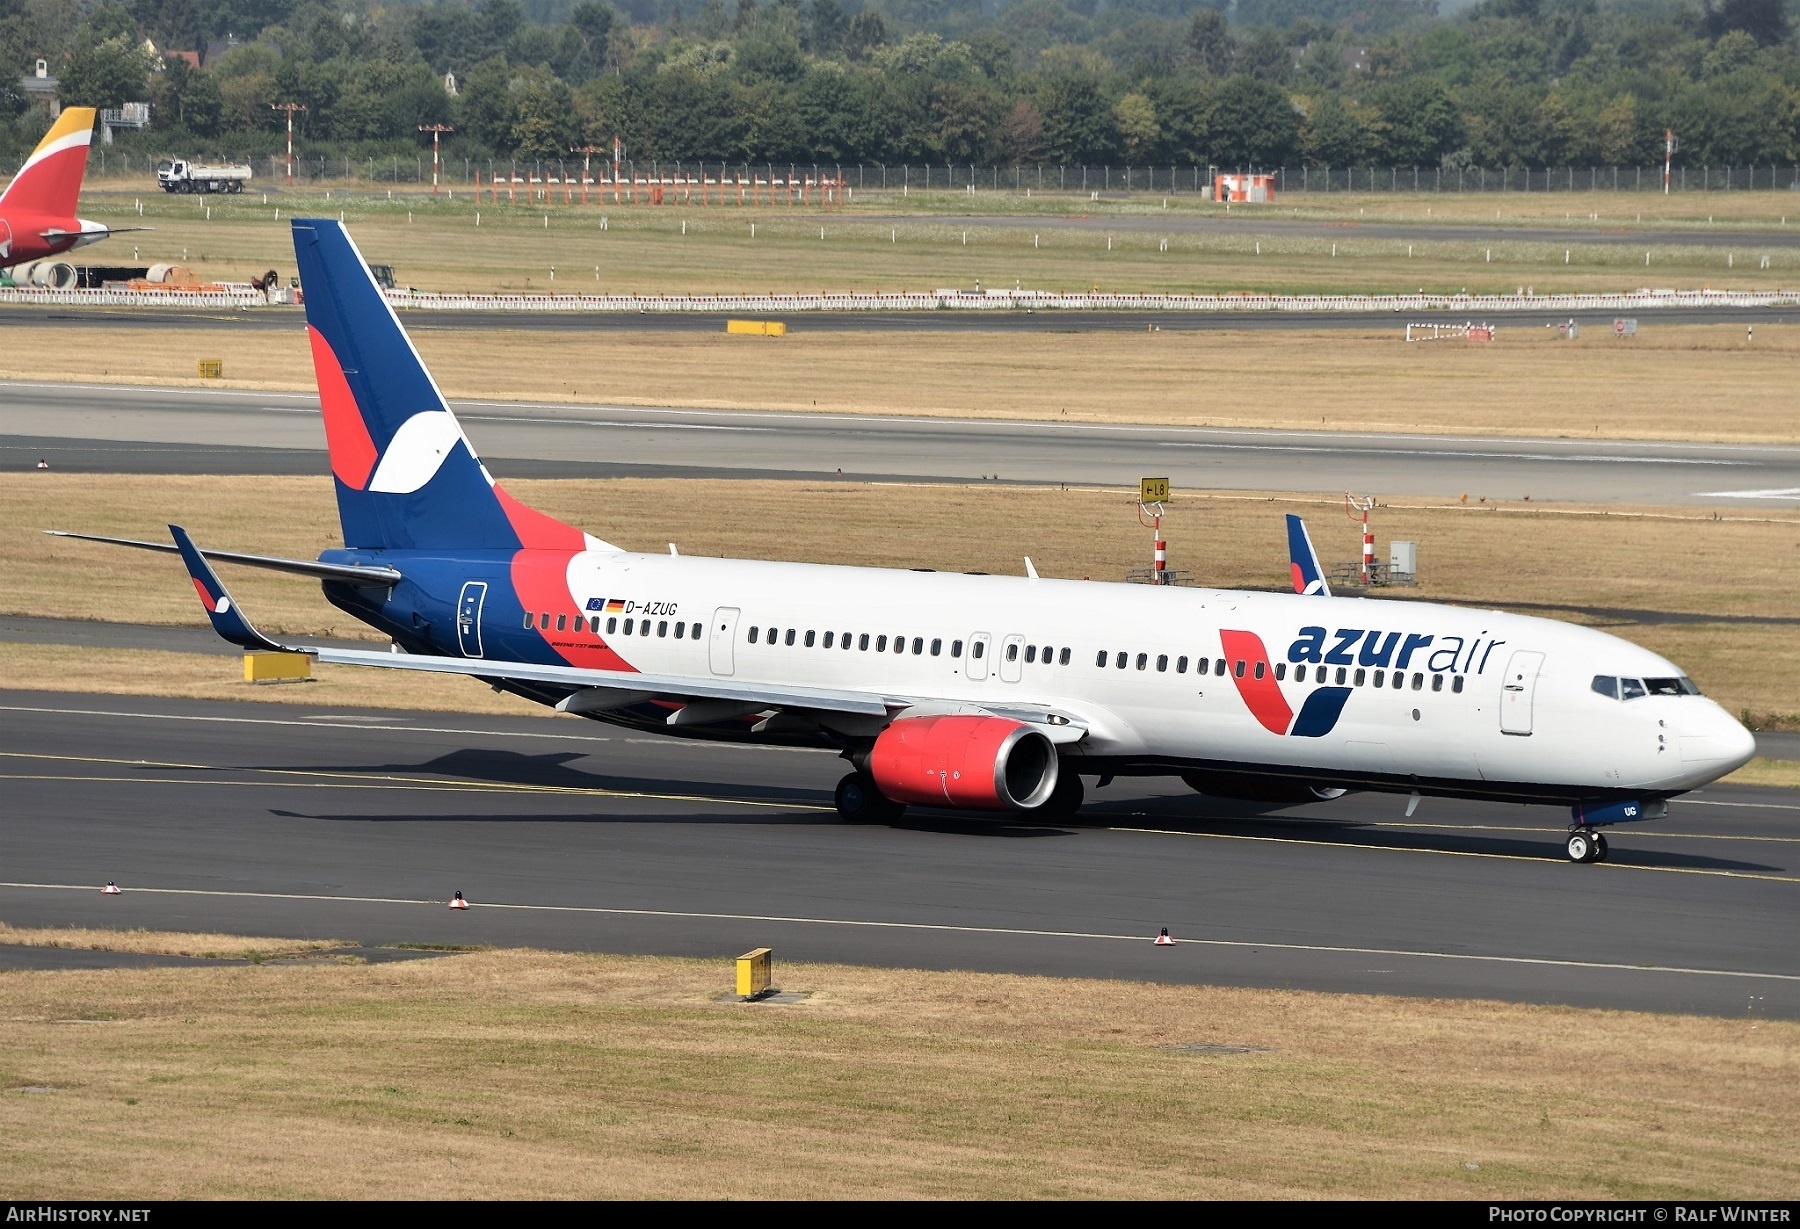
[725,319,786,337]
[243,652,311,683]
[197,359,223,379]
[736,947,772,998]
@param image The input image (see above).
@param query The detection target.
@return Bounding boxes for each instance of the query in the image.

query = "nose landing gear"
[1565,829,1609,863]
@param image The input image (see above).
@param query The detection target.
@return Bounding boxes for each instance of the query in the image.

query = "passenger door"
[999,634,1025,683]
[709,607,740,676]
[1499,650,1545,735]
[456,581,486,658]
[966,632,991,681]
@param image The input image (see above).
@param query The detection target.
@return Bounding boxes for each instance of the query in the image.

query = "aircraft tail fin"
[1285,513,1331,597]
[0,107,97,218]
[291,218,609,554]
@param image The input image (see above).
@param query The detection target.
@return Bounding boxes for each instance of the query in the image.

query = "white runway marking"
[1693,487,1800,500]
[3,880,1796,984]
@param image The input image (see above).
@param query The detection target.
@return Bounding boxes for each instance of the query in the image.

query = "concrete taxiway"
[2,690,1795,1018]
[6,381,1797,506]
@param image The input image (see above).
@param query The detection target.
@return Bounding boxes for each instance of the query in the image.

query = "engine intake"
[869,715,1058,811]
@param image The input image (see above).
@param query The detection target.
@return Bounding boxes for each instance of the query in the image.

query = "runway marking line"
[1107,825,1799,884]
[2,879,1796,986]
[0,704,832,755]
[7,744,1796,878]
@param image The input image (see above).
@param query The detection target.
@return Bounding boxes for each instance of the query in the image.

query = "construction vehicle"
[156,158,252,194]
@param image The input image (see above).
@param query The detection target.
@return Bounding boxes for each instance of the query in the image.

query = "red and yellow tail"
[0,108,97,217]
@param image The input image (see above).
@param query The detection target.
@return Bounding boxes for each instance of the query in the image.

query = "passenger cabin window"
[1233,660,1246,678]
[1294,664,1306,682]
[972,641,985,659]
[1431,675,1444,692]
[691,623,702,640]
[1412,672,1423,690]
[523,613,534,629]
[659,621,669,637]
[784,629,795,646]
[1176,656,1188,674]
[1006,643,1019,662]
[1135,653,1148,671]
[1453,676,1465,694]
[1215,659,1227,677]
[823,632,834,648]
[556,614,567,631]
[877,635,888,652]
[1254,662,1267,681]
[804,630,815,647]
[1025,645,1037,664]
[539,613,551,630]
[913,637,924,655]
[1373,669,1384,687]
[1058,648,1070,666]
[1196,657,1209,675]
[1335,667,1347,685]
[591,616,602,633]
[1116,652,1128,669]
[1096,650,1108,667]
[951,640,963,657]
[607,617,618,634]
[931,639,942,656]
[1275,663,1286,681]
[1156,654,1168,672]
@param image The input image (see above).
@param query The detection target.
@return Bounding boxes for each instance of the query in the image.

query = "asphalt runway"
[2,304,1793,334]
[7,381,1798,506]
[2,689,1795,1017]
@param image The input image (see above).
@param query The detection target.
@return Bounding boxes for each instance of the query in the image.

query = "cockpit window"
[1619,678,1647,700]
[1591,675,1618,700]
[1645,677,1701,696]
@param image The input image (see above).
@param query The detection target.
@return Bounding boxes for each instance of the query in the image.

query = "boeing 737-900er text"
[53,219,1756,863]
[0,108,135,270]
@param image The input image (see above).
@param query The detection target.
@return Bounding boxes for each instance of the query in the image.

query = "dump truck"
[156,158,253,194]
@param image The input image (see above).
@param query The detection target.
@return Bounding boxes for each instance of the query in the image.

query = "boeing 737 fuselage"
[62,219,1756,864]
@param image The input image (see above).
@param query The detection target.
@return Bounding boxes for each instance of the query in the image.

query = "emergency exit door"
[710,607,740,676]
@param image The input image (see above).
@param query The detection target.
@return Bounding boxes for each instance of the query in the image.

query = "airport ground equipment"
[156,159,252,194]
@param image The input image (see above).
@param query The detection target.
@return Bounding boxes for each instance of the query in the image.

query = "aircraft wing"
[167,525,1091,738]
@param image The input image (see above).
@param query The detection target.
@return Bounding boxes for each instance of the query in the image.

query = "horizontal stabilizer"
[46,530,402,586]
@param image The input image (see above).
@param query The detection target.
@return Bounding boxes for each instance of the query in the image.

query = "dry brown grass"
[1722,759,1800,789]
[68,187,1800,299]
[0,923,344,960]
[0,944,1793,1198]
[8,322,1796,442]
[5,474,1796,722]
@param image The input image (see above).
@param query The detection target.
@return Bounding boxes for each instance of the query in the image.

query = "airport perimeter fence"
[37,152,1800,196]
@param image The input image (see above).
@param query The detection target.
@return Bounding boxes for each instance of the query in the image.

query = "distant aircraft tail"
[0,107,97,217]
[1285,514,1331,597]
[291,218,609,554]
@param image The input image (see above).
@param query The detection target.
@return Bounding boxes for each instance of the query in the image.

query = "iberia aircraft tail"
[0,107,96,219]
[291,217,616,555]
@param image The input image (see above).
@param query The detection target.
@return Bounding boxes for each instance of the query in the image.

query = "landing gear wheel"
[1566,830,1599,863]
[1037,771,1085,820]
[1591,833,1609,862]
[835,772,904,823]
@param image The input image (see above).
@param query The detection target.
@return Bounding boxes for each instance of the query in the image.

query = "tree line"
[3,0,1796,171]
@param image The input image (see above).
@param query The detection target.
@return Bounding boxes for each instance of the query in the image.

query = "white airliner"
[62,220,1758,863]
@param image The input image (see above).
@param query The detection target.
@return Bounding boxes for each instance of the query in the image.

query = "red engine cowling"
[868,715,1059,811]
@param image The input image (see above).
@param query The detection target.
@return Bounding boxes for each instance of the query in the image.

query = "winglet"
[169,524,284,651]
[1285,514,1331,597]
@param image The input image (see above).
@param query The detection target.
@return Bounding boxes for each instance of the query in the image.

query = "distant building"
[164,50,202,69]
[444,71,458,95]
[20,58,60,116]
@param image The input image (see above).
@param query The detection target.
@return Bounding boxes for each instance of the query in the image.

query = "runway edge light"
[449,890,470,910]
[1155,928,1174,946]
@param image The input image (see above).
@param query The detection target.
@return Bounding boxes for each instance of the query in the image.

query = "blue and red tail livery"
[293,218,602,555]
[1285,514,1330,597]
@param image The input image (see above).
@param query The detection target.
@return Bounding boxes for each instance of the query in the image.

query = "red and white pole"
[286,109,293,188]
[1361,511,1374,586]
[1664,129,1673,196]
[1154,513,1167,584]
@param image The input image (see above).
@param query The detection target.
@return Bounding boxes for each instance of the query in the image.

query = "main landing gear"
[835,772,905,823]
[1565,829,1609,864]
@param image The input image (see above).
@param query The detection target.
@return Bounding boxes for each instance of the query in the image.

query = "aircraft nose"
[1678,707,1758,777]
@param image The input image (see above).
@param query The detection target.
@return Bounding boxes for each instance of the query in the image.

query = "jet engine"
[868,714,1059,810]
[1181,771,1347,804]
